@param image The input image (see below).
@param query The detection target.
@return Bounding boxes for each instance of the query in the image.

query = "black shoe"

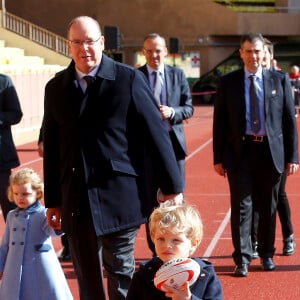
[261,258,275,271]
[58,247,71,261]
[234,264,249,277]
[252,242,259,259]
[283,234,296,256]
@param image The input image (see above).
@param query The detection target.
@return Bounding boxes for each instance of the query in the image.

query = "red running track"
[1,105,300,299]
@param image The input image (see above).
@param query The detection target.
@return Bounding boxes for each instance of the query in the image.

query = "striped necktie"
[153,71,162,105]
[249,75,261,133]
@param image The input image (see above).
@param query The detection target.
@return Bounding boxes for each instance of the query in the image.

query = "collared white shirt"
[244,66,266,135]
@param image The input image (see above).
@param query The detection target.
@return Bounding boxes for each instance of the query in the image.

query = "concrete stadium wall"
[5,0,300,74]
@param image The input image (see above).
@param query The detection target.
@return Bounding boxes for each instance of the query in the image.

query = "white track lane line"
[20,157,43,167]
[186,138,231,259]
[186,138,212,160]
[202,208,231,259]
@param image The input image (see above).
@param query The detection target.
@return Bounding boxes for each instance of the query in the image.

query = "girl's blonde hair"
[149,204,203,254]
[8,168,44,202]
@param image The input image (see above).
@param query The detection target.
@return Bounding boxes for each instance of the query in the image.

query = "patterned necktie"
[249,75,261,133]
[153,71,162,105]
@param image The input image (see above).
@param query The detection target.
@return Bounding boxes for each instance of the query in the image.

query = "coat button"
[20,242,24,245]
[13,228,16,231]
[11,242,15,245]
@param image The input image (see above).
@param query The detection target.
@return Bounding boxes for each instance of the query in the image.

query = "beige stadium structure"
[1,0,300,143]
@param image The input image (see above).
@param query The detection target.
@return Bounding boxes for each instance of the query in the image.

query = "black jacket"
[213,68,298,172]
[0,74,22,170]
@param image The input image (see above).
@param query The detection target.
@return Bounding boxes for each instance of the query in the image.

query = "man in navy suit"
[42,16,183,300]
[213,33,298,277]
[139,33,193,189]
[138,33,193,254]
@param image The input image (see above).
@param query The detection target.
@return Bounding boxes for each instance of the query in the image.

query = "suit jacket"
[43,55,183,236]
[138,64,193,157]
[213,68,298,173]
[126,257,224,300]
[0,74,22,170]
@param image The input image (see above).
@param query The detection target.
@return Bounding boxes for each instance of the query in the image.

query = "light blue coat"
[0,201,73,300]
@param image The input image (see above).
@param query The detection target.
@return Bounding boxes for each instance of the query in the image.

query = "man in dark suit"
[139,33,193,189]
[213,33,299,277]
[138,33,193,254]
[251,38,296,258]
[42,16,183,300]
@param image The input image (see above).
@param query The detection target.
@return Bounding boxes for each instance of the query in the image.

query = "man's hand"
[160,105,173,119]
[46,207,62,230]
[214,163,226,177]
[286,162,299,175]
[37,141,44,158]
[157,189,184,206]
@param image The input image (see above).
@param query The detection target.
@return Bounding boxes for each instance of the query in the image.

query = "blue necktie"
[249,75,261,133]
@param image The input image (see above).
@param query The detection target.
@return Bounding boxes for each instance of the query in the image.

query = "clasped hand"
[160,105,172,119]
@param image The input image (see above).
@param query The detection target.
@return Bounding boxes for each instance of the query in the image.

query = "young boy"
[126,204,223,300]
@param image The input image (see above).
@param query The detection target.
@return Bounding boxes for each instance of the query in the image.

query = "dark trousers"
[0,169,16,221]
[252,170,293,243]
[68,216,139,300]
[227,140,281,265]
[277,171,294,238]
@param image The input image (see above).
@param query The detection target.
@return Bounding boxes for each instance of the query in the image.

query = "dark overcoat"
[43,55,183,235]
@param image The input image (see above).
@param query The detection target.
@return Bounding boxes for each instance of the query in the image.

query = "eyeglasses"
[69,36,101,47]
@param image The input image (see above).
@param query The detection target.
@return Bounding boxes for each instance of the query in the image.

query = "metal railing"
[1,11,69,57]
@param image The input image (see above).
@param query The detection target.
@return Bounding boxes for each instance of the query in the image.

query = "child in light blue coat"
[0,168,73,300]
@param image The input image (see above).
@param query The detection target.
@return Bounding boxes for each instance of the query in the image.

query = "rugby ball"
[154,258,200,290]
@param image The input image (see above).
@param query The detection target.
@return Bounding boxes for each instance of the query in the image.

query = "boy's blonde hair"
[149,204,203,254]
[8,168,44,202]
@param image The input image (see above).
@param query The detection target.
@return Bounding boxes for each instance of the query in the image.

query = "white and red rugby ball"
[154,257,201,290]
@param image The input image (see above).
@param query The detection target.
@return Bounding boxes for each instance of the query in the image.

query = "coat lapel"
[164,65,173,105]
[263,69,272,115]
